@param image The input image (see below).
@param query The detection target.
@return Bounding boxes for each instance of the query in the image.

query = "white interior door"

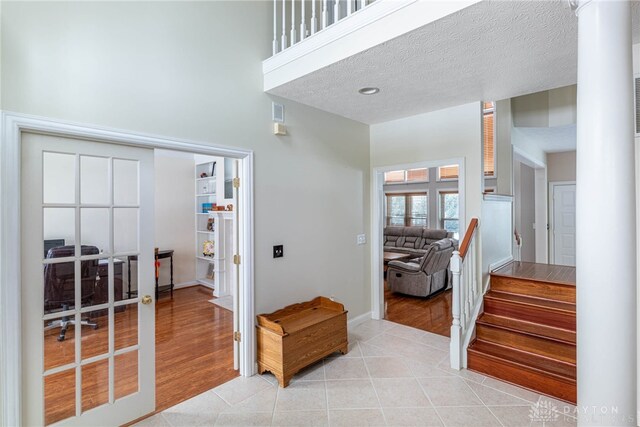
[21,133,155,426]
[552,184,576,266]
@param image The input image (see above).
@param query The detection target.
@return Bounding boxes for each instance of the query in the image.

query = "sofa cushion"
[420,228,449,248]
[383,226,405,248]
[400,226,424,250]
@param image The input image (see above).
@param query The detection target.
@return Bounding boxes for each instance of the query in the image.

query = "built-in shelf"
[197,231,215,235]
[196,177,216,182]
[197,278,215,288]
[196,193,216,197]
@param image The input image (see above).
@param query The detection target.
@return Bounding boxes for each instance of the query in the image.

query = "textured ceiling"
[268,0,640,124]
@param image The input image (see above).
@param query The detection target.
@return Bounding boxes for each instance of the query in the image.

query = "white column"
[575,1,636,425]
[281,0,287,51]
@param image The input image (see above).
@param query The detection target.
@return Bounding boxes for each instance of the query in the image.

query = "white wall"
[511,85,577,128]
[2,1,371,317]
[547,150,576,182]
[154,150,196,286]
[371,102,483,229]
[495,99,513,195]
[519,162,536,262]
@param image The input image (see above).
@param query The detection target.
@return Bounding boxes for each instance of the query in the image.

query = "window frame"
[438,189,459,238]
[384,168,429,185]
[483,101,496,179]
[385,191,429,227]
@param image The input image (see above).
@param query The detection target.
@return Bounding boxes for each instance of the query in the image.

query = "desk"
[127,250,174,299]
[93,258,125,316]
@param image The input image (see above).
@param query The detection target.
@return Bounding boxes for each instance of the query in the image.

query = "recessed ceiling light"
[358,87,380,95]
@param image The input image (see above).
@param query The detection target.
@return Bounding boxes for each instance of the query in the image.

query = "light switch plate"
[356,234,366,245]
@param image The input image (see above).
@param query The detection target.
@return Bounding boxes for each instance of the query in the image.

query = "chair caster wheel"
[92,325,99,330]
[57,336,65,342]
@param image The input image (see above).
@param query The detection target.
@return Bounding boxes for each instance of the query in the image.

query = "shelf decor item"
[202,202,214,213]
[203,240,214,257]
[207,218,214,231]
[206,263,215,280]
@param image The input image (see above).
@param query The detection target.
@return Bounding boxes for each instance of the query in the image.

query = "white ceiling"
[513,124,577,153]
[268,0,640,124]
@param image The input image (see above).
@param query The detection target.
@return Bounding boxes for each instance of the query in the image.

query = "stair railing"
[272,0,376,55]
[450,217,479,370]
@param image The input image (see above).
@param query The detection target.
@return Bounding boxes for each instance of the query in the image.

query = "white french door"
[21,133,155,426]
[552,183,577,267]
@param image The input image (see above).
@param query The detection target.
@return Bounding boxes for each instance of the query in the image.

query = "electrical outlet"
[356,234,366,245]
[273,245,284,258]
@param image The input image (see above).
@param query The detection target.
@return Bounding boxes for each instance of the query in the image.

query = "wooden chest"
[256,297,348,387]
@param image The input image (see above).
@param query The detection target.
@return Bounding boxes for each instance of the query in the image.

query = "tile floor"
[135,319,577,426]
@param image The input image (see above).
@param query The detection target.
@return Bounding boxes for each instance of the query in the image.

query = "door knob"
[141,295,153,305]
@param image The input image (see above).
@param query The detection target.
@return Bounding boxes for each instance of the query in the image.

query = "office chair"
[44,245,100,341]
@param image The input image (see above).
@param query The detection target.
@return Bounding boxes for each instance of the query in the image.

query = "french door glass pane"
[81,310,109,361]
[44,208,76,257]
[81,208,110,255]
[43,152,76,204]
[114,159,139,206]
[113,208,138,253]
[44,369,76,425]
[44,260,76,315]
[115,350,139,400]
[44,317,76,370]
[81,359,109,413]
[80,155,110,205]
[115,303,138,351]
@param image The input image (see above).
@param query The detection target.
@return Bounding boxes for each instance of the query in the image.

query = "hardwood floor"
[384,287,452,337]
[43,286,237,425]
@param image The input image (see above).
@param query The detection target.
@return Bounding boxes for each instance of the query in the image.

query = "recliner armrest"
[387,260,421,272]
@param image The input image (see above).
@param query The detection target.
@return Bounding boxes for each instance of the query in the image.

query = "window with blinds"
[385,193,428,226]
[438,165,459,180]
[384,168,429,184]
[483,102,496,177]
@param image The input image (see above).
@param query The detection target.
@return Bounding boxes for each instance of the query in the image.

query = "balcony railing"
[272,0,377,56]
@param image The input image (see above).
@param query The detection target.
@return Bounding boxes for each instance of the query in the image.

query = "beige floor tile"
[213,376,274,405]
[259,372,281,386]
[406,358,456,379]
[214,412,273,427]
[275,380,327,412]
[366,334,447,365]
[383,407,444,426]
[359,342,397,357]
[418,377,483,407]
[480,377,540,403]
[328,408,386,426]
[537,395,576,415]
[326,379,380,409]
[162,390,229,426]
[133,414,172,427]
[324,357,369,380]
[435,406,502,427]
[435,360,487,384]
[223,387,277,413]
[486,405,534,427]
[385,324,426,341]
[364,356,413,378]
[372,378,432,408]
[416,332,451,352]
[464,379,530,406]
[271,410,329,426]
[292,360,325,382]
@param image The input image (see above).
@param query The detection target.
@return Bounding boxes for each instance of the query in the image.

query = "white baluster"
[334,0,339,24]
[290,0,297,46]
[322,0,329,29]
[273,0,278,55]
[471,238,478,299]
[281,0,287,50]
[347,0,352,16]
[311,0,318,34]
[449,251,462,370]
[300,0,307,40]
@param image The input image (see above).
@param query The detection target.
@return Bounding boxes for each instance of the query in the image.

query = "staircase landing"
[492,261,576,285]
[468,261,577,404]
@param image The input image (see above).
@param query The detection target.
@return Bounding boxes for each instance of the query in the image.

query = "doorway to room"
[372,159,465,337]
[5,114,255,427]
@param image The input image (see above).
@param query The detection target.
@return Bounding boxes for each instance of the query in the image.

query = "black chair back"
[44,245,99,309]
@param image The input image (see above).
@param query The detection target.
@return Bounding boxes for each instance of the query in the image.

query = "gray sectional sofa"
[384,226,457,297]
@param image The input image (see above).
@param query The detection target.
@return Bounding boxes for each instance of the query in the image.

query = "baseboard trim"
[348,311,372,329]
[173,281,203,290]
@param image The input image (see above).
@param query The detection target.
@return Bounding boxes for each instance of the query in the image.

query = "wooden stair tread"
[485,291,575,313]
[469,340,576,380]
[477,313,576,345]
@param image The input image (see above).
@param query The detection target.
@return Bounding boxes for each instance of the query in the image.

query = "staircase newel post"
[450,250,462,370]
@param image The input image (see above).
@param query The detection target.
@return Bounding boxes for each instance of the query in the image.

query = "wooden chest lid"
[256,296,347,336]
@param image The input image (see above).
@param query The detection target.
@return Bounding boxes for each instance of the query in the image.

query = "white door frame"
[548,180,576,265]
[0,111,256,427]
[370,157,466,320]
